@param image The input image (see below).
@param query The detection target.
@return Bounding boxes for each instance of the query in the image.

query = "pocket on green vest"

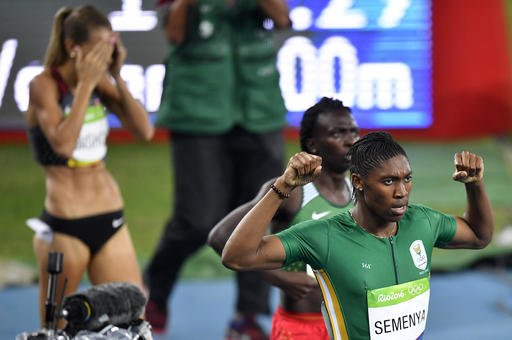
[159,58,235,131]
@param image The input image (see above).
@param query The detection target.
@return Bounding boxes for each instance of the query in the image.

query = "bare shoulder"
[29,70,58,99]
[27,70,60,126]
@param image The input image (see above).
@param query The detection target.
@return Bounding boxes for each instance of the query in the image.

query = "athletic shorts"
[270,306,329,340]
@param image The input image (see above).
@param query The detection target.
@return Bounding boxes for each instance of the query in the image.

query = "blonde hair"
[43,7,73,68]
[43,5,112,68]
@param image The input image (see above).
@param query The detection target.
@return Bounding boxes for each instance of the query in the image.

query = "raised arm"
[209,177,317,299]
[445,151,494,249]
[221,152,322,271]
[98,35,154,141]
[29,39,113,158]
[208,179,276,256]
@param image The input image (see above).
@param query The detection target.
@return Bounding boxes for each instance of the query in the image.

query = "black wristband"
[270,183,290,199]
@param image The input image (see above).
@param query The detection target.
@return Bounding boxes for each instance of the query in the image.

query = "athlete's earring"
[70,51,76,58]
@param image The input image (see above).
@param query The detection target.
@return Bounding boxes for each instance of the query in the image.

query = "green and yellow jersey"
[276,204,457,340]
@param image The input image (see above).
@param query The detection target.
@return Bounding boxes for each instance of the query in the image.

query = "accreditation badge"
[367,277,429,340]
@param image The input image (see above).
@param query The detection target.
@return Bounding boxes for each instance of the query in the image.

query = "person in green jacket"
[144,0,291,338]
[221,131,494,339]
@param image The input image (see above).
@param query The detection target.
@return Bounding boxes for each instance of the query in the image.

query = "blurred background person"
[208,97,359,339]
[143,0,291,338]
[25,5,154,327]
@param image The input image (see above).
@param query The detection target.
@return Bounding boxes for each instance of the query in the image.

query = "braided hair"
[348,131,408,177]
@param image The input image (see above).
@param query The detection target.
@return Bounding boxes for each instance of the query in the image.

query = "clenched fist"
[452,151,484,184]
[283,152,323,188]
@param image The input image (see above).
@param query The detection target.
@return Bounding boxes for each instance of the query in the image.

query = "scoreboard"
[0,0,431,130]
[281,0,432,128]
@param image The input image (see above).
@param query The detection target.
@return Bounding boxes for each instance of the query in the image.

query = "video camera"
[16,252,152,340]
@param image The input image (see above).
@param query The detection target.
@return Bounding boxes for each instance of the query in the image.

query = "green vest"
[157,0,287,134]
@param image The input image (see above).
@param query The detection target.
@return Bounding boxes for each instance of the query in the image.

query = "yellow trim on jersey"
[315,269,350,340]
[67,158,102,168]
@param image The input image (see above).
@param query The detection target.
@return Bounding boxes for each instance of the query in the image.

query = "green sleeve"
[416,204,457,247]
[276,220,329,268]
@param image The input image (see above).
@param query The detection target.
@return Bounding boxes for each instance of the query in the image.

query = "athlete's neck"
[348,209,397,238]
[314,171,350,206]
[57,63,78,89]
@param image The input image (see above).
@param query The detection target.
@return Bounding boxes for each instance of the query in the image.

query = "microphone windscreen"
[63,282,147,332]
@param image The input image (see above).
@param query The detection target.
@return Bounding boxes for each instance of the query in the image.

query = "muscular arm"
[208,179,277,255]
[98,35,154,141]
[29,74,95,158]
[221,181,288,271]
[221,152,322,271]
[98,75,154,141]
[208,178,301,254]
[209,177,317,297]
[445,151,494,249]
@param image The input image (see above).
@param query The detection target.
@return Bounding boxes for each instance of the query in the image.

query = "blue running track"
[1,269,511,339]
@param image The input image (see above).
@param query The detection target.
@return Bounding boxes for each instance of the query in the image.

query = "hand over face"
[452,151,484,183]
[109,32,127,77]
[283,152,322,188]
[74,35,114,86]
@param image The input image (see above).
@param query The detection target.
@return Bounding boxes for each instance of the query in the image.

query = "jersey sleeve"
[275,219,328,269]
[416,204,457,247]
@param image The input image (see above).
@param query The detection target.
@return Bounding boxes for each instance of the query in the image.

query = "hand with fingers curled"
[282,152,323,189]
[277,272,318,301]
[109,33,127,78]
[74,37,115,87]
[452,150,484,184]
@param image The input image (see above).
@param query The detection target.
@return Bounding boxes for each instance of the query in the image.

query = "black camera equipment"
[45,252,63,331]
[15,252,152,340]
[62,281,148,336]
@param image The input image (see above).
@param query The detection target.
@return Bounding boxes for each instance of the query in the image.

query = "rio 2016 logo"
[408,284,424,295]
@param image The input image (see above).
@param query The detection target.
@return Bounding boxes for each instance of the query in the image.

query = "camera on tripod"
[16,252,152,340]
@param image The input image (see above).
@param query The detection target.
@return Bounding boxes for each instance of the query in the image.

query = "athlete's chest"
[326,227,434,294]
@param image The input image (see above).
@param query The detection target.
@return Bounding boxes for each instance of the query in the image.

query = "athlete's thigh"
[48,233,90,289]
[87,226,142,287]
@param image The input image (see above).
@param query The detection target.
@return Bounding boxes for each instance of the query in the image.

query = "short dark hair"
[299,97,352,153]
[348,131,408,176]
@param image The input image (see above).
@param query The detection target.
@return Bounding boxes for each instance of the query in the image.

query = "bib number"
[367,278,429,340]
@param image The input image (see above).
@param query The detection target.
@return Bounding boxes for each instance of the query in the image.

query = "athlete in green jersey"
[209,97,358,339]
[278,203,456,339]
[221,132,494,340]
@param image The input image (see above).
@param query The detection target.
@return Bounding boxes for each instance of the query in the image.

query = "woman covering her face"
[26,5,154,328]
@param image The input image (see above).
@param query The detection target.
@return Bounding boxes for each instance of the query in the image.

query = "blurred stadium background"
[1,0,512,338]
